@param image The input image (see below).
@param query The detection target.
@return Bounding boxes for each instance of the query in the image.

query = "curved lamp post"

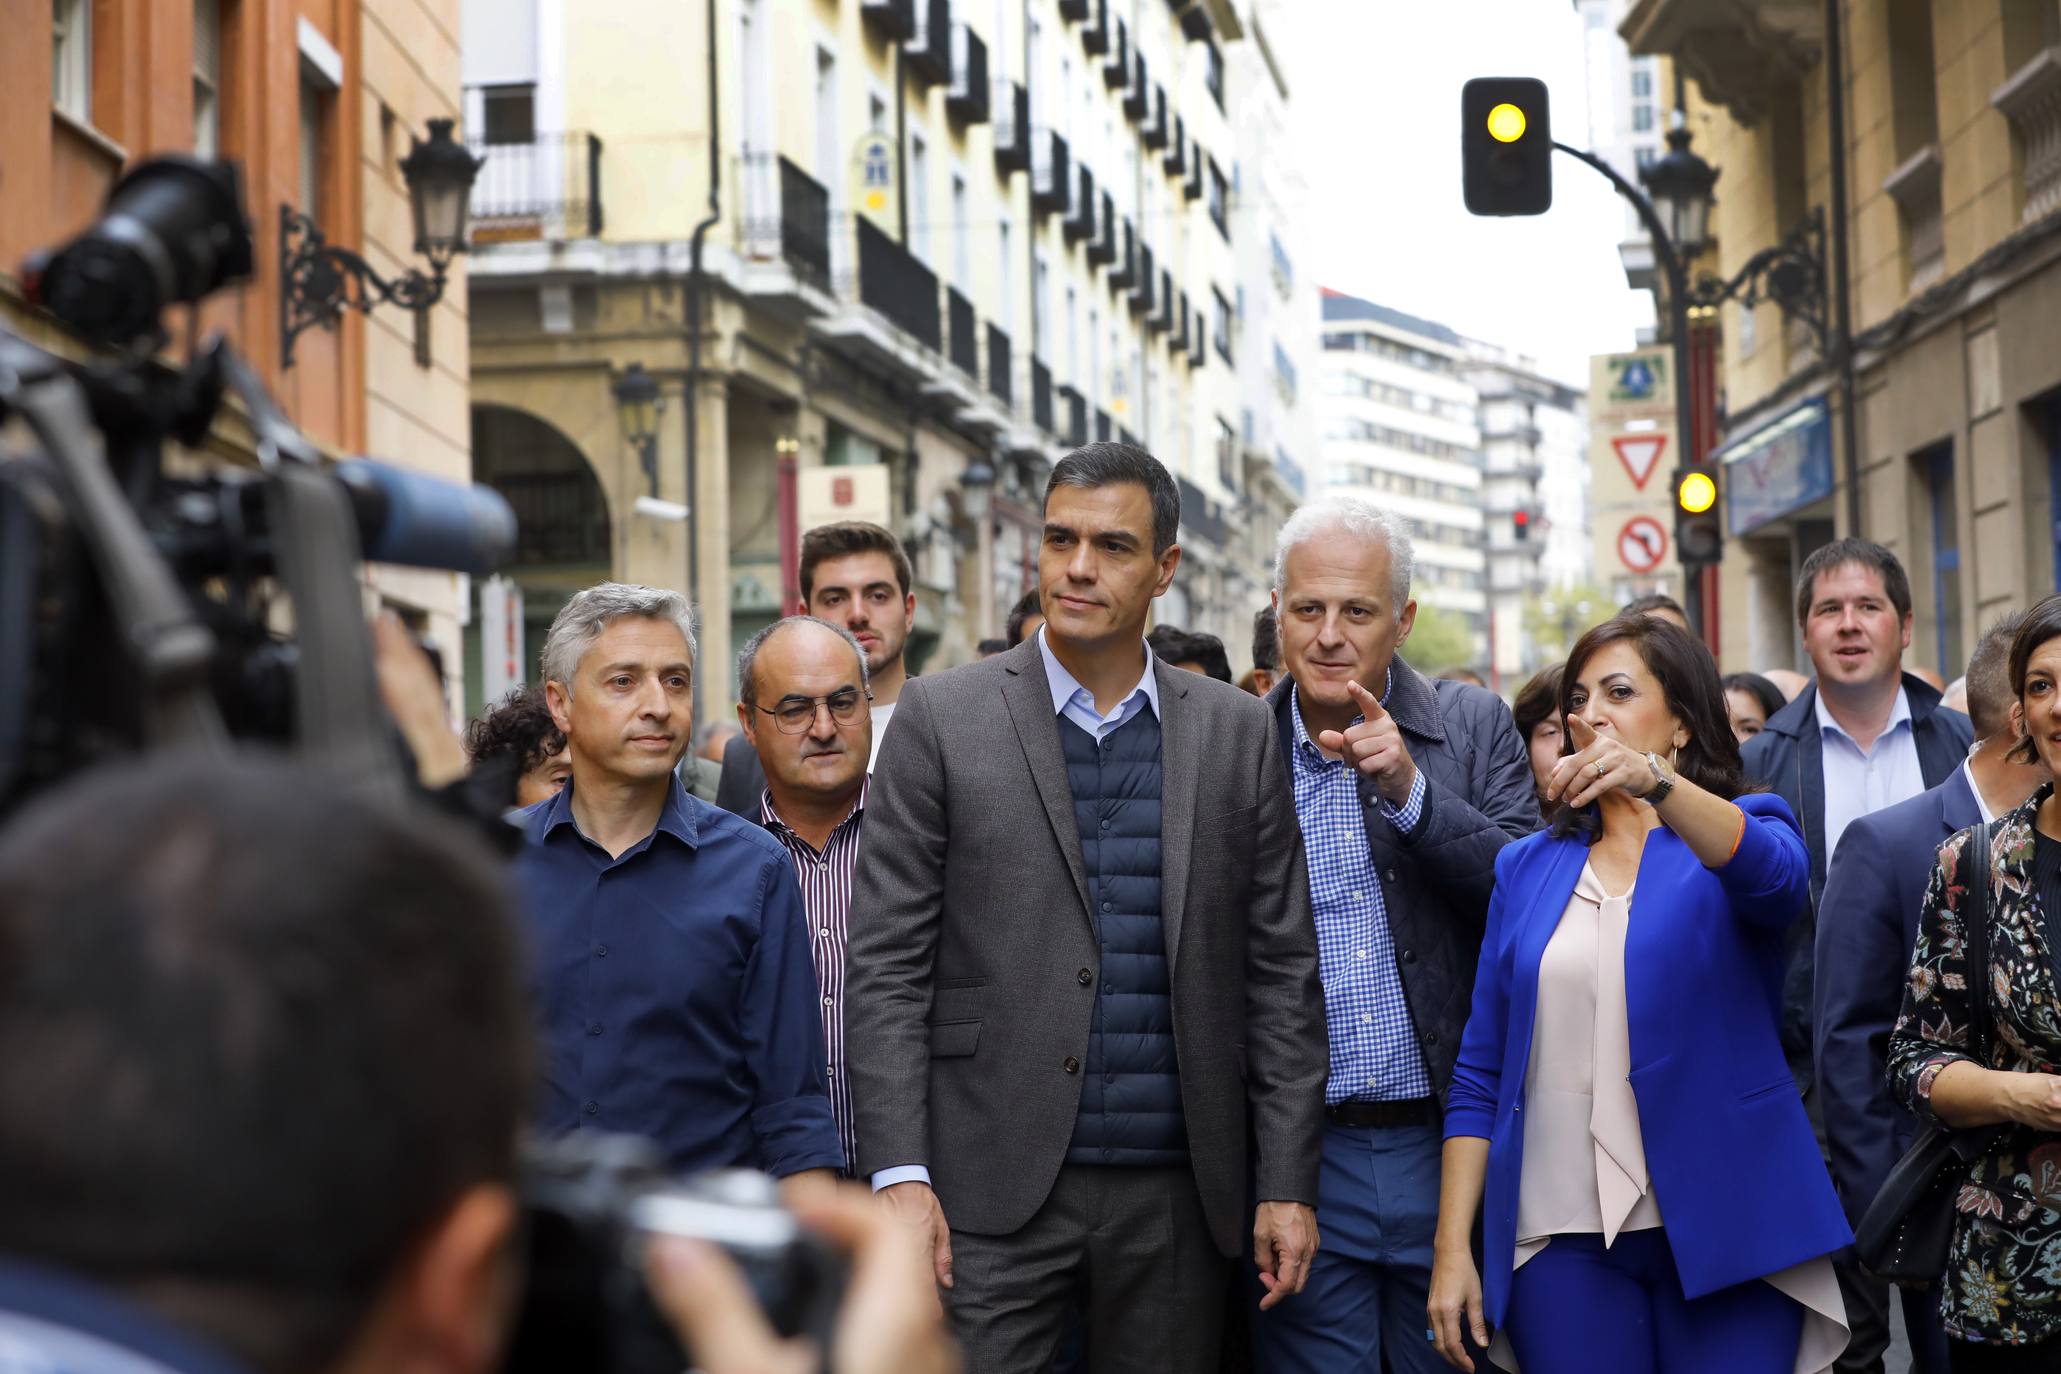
[280,118,484,367]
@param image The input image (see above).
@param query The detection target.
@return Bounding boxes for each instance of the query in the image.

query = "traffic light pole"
[1551,140,1708,648]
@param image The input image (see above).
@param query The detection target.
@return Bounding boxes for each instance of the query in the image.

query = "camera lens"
[29,156,253,347]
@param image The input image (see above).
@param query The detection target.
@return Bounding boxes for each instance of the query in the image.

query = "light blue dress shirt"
[1288,677,1432,1105]
[1817,686,1924,866]
[872,630,1161,1193]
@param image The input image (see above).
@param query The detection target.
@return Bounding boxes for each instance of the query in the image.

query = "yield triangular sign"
[1612,433,1668,490]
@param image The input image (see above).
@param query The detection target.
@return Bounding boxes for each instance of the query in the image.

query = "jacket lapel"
[1000,649,1094,927]
[1157,661,1201,972]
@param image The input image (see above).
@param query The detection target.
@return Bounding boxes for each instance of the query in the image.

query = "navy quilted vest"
[1059,709,1188,1165]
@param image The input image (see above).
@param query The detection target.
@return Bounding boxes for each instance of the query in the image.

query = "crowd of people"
[6,438,2061,1374]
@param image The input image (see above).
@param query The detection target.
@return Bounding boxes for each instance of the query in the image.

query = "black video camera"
[0,154,515,819]
[507,1135,845,1374]
[2,156,847,1369]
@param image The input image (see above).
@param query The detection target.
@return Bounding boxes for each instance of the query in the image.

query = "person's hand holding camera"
[645,1183,960,1374]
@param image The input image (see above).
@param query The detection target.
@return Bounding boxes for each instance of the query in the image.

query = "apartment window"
[53,0,91,120]
[299,70,328,224]
[1032,252,1049,355]
[1207,159,1228,238]
[1632,103,1654,133]
[1630,65,1653,99]
[910,131,931,265]
[480,84,536,145]
[1065,285,1079,383]
[815,49,839,183]
[869,92,888,134]
[1634,146,1656,171]
[1212,289,1234,365]
[194,0,222,156]
[1922,444,1963,675]
[998,221,1013,335]
[1089,308,1101,407]
[1203,42,1224,112]
[1217,416,1237,488]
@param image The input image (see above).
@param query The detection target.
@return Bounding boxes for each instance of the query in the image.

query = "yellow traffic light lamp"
[1462,78,1551,215]
[1674,468,1723,568]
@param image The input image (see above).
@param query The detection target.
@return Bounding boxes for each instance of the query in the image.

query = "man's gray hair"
[735,616,872,712]
[1273,496,1416,609]
[539,582,698,691]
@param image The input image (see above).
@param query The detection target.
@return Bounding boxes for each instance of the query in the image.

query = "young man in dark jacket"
[1253,495,1537,1374]
[1742,537,1972,1374]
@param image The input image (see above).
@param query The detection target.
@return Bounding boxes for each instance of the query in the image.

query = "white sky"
[1278,0,1654,387]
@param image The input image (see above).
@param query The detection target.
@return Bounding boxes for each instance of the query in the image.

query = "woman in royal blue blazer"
[1427,616,1852,1374]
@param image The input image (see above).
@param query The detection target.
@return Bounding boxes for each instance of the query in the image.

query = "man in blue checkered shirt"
[1251,496,1539,1374]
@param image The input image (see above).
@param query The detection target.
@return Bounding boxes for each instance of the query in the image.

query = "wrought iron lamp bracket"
[279,206,450,367]
[1687,207,1829,354]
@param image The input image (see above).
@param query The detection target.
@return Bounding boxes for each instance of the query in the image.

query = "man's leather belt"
[1326,1096,1436,1128]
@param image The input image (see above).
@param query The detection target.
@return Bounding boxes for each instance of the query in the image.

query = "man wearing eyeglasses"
[737,615,876,1178]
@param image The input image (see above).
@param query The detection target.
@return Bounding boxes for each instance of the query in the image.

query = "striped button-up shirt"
[760,778,868,1175]
[1290,678,1432,1105]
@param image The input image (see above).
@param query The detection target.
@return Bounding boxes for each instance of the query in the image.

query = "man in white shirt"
[716,521,917,812]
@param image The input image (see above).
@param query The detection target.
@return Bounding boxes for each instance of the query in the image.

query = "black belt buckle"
[1326,1096,1435,1129]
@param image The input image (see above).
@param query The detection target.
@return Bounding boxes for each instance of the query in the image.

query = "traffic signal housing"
[1675,467,1722,568]
[1511,509,1532,541]
[1463,77,1552,216]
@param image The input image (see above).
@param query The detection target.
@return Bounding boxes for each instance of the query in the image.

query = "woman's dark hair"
[1550,616,1746,839]
[1512,663,1564,743]
[463,685,564,774]
[1721,672,1787,724]
[2007,594,2061,765]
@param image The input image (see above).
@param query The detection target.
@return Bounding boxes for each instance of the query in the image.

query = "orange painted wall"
[0,0,365,453]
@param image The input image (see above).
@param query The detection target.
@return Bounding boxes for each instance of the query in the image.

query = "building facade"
[1467,341,1591,678]
[1319,291,1489,660]
[1625,0,2061,677]
[461,0,1267,715]
[1576,0,1671,325]
[9,0,475,698]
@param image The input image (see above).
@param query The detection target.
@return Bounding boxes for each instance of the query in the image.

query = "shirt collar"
[539,772,701,850]
[1815,684,1913,747]
[1288,668,1393,762]
[1036,624,1160,721]
[759,775,870,837]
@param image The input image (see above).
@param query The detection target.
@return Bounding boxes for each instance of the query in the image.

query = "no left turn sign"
[1618,516,1669,573]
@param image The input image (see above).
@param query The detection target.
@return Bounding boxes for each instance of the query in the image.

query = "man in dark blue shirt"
[522,582,842,1182]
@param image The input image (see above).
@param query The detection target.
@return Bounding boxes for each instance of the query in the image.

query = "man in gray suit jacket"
[845,444,1327,1374]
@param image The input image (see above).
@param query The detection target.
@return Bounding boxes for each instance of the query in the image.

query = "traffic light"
[1463,77,1552,216]
[1675,467,1722,568]
[1512,509,1532,541]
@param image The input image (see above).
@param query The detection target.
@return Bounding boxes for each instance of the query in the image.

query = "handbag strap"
[1964,820,1995,1066]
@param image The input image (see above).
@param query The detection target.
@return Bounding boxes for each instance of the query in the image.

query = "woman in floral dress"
[1888,594,2061,1372]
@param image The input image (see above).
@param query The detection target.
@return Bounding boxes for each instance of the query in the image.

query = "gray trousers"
[944,1165,1225,1374]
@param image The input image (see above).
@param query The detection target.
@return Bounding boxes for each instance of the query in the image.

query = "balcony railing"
[1131,243,1155,314]
[994,80,1031,172]
[1104,18,1129,88]
[1184,138,1204,200]
[1994,49,2061,225]
[856,216,941,352]
[1032,130,1071,215]
[1032,357,1055,432]
[861,0,915,41]
[907,0,952,85]
[1150,268,1174,333]
[1058,384,1088,446]
[1088,190,1116,266]
[1065,164,1098,242]
[1109,218,1137,289]
[1142,86,1168,151]
[469,131,604,243]
[987,323,1013,405]
[948,25,990,124]
[1163,114,1186,176]
[948,287,979,378]
[1082,0,1110,55]
[738,151,832,289]
[1123,53,1150,121]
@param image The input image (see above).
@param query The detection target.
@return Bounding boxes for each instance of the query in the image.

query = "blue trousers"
[1250,1121,1451,1374]
[1502,1230,1803,1374]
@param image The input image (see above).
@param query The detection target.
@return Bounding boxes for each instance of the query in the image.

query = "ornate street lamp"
[280,118,484,367]
[1638,123,1719,262]
[958,457,997,527]
[613,363,663,495]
